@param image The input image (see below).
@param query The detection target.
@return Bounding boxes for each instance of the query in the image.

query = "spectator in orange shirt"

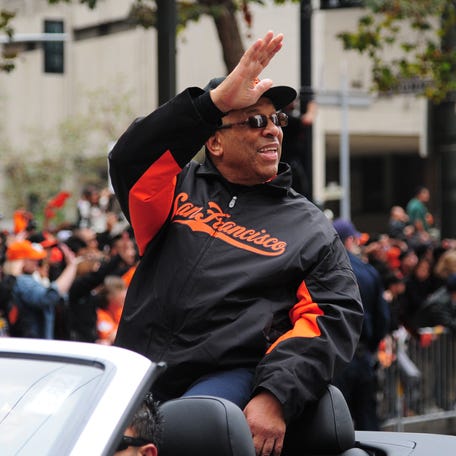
[96,275,127,345]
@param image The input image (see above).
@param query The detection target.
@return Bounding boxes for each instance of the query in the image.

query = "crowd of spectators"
[1,184,455,345]
[0,184,138,343]
[0,180,456,430]
[369,204,456,341]
[327,187,456,426]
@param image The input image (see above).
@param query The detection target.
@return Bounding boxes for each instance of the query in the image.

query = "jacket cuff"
[192,89,226,127]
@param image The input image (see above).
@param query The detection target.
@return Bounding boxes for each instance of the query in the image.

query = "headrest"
[160,386,361,456]
[282,385,356,455]
[159,395,255,456]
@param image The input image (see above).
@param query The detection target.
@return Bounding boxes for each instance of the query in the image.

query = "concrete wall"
[0,1,427,221]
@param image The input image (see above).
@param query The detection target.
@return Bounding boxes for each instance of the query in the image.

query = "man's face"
[22,258,40,274]
[207,98,284,186]
[114,428,157,456]
[391,281,405,296]
[419,189,430,202]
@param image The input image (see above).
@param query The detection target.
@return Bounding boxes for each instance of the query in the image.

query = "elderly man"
[109,32,363,456]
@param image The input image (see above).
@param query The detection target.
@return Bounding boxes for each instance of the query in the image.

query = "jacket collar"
[196,153,293,194]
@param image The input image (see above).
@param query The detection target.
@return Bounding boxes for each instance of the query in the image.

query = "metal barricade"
[378,328,456,433]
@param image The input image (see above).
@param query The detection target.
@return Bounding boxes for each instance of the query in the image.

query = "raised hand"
[210,31,284,113]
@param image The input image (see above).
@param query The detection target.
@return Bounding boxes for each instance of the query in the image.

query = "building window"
[44,20,64,74]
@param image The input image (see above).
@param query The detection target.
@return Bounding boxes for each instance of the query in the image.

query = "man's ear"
[205,133,223,157]
[139,443,158,456]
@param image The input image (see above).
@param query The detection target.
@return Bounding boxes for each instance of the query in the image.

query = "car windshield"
[0,356,105,455]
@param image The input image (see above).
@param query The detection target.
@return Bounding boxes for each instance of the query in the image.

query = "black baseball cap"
[204,77,297,111]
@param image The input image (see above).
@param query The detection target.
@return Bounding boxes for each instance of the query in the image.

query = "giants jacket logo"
[172,192,287,256]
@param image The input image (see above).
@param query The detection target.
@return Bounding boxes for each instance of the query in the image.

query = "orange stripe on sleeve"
[121,265,137,287]
[129,151,182,255]
[266,281,324,354]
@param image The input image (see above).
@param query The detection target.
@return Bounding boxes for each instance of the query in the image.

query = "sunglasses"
[116,435,154,452]
[218,112,288,130]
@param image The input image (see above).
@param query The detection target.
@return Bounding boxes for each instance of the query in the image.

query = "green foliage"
[0,9,16,72]
[1,0,301,72]
[4,158,68,224]
[338,0,456,102]
[3,82,133,225]
[45,0,301,33]
[126,0,261,35]
[0,9,15,36]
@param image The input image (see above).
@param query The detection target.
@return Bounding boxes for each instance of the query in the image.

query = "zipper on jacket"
[228,195,237,208]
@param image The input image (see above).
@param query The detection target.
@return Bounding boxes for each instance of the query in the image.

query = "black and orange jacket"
[109,88,363,421]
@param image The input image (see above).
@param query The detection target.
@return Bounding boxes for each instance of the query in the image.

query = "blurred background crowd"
[0,181,455,431]
[0,183,138,344]
[1,182,455,346]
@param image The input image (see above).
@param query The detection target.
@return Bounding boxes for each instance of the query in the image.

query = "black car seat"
[160,395,255,456]
[159,385,370,456]
[282,384,370,455]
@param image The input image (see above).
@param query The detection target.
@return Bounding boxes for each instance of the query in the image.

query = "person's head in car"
[115,393,163,456]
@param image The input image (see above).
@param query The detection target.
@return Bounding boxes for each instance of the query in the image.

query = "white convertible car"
[1,338,455,456]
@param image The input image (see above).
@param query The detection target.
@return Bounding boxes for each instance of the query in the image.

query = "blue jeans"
[182,367,255,409]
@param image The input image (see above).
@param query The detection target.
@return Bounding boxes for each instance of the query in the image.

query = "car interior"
[159,385,371,456]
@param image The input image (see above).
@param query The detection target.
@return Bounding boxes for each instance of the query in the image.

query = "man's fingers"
[273,436,284,456]
[253,437,280,456]
[261,36,283,67]
[209,31,284,112]
[261,438,275,456]
[249,78,273,103]
[265,33,284,55]
[243,31,283,68]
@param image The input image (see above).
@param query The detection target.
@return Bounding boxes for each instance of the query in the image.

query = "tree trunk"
[199,0,245,73]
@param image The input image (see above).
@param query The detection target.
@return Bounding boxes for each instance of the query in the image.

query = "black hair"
[129,392,163,450]
[414,185,427,197]
[27,232,46,243]
[64,235,88,254]
[383,271,403,289]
